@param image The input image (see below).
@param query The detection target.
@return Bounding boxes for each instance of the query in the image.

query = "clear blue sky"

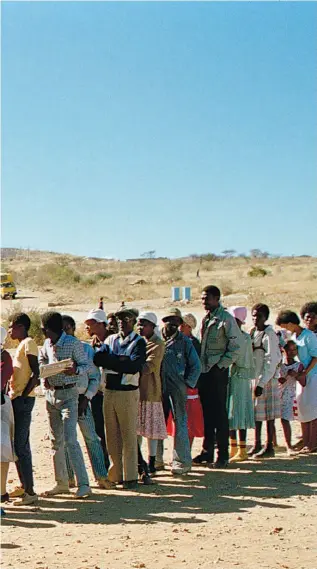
[2,1,317,259]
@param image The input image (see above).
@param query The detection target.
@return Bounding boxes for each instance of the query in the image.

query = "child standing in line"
[249,304,281,459]
[226,307,255,462]
[276,311,317,453]
[278,341,304,455]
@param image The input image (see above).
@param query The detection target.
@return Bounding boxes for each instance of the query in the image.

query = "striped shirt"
[39,332,89,388]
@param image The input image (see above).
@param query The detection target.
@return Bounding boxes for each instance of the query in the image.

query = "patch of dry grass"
[3,250,317,313]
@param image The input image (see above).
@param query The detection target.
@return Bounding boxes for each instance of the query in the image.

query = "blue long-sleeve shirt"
[76,342,101,399]
[161,331,201,390]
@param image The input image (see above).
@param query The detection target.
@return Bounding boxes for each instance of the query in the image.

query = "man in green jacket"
[194,285,242,468]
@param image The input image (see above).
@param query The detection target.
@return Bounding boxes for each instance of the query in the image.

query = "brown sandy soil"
[1,397,316,569]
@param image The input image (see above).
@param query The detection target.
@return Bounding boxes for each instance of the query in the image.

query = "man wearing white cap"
[84,308,111,471]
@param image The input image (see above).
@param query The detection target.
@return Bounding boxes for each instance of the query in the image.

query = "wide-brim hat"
[182,313,197,330]
[115,307,139,320]
[162,307,183,323]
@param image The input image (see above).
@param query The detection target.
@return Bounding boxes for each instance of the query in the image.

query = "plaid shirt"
[39,332,89,388]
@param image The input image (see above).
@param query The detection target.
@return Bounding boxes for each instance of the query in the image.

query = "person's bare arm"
[22,355,40,397]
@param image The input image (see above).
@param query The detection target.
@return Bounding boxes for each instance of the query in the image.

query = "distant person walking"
[39,311,91,498]
[8,313,40,505]
[195,286,242,468]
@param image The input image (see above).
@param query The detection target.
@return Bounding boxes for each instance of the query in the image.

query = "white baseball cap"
[84,309,108,324]
[138,311,157,326]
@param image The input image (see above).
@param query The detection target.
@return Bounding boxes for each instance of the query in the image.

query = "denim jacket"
[161,332,201,390]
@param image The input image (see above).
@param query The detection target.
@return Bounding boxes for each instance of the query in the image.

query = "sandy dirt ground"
[2,289,275,329]
[1,396,316,569]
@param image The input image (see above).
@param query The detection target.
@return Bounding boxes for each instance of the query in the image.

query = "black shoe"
[0,493,9,503]
[122,480,139,490]
[213,460,229,469]
[148,456,156,475]
[140,473,154,486]
[253,446,275,459]
[192,452,211,465]
[247,445,262,457]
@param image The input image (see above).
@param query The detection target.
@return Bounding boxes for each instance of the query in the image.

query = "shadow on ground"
[2,454,316,529]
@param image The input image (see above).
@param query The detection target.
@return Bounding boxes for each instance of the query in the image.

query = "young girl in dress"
[276,311,317,453]
[249,304,281,459]
[226,307,255,461]
[167,314,204,450]
[278,341,304,455]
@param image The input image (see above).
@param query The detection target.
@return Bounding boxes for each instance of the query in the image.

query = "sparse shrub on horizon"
[95,272,113,280]
[201,253,218,262]
[21,263,82,289]
[219,282,234,296]
[248,266,269,278]
[204,262,213,272]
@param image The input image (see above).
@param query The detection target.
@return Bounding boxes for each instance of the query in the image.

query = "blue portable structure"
[182,286,191,301]
[171,287,180,301]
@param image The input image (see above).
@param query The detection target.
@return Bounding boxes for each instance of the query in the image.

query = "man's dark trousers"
[198,365,229,462]
[12,396,35,493]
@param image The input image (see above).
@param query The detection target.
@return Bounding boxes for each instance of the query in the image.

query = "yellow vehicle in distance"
[1,273,17,299]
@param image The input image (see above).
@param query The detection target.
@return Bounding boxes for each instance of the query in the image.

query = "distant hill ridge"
[0,248,113,261]
[0,247,314,262]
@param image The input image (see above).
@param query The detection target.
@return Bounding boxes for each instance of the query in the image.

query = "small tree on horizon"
[140,250,156,259]
[221,249,236,258]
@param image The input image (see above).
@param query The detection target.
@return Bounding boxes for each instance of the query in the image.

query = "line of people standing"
[1,291,317,509]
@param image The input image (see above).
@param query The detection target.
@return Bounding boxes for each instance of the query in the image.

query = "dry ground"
[1,251,317,569]
[1,397,316,569]
[2,250,317,314]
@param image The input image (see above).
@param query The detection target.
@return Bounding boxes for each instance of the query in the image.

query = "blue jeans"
[12,396,35,494]
[65,404,107,482]
[91,391,110,470]
[161,380,192,468]
[46,387,89,488]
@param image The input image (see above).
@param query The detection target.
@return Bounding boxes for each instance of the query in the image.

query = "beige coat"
[139,334,165,403]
